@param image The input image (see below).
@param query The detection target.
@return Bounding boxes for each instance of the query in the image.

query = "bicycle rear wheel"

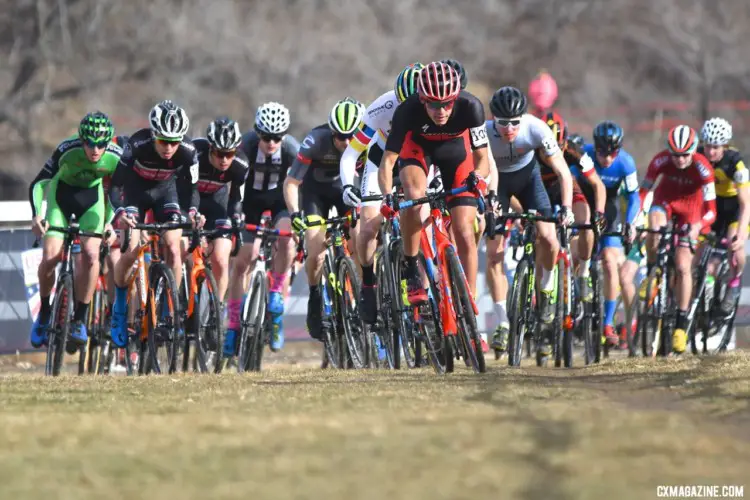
[147,263,180,374]
[639,268,663,357]
[85,284,106,374]
[445,246,485,374]
[193,269,224,373]
[508,260,530,367]
[46,273,74,377]
[338,256,368,369]
[237,270,266,373]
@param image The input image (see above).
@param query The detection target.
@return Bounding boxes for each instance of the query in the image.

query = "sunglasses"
[424,100,455,110]
[596,148,620,157]
[671,153,691,158]
[84,140,108,149]
[260,133,283,143]
[211,148,236,159]
[495,118,521,127]
[155,137,182,146]
[333,133,354,141]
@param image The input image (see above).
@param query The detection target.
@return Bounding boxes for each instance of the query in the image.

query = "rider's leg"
[399,163,428,303]
[268,214,294,351]
[449,201,479,297]
[223,242,257,355]
[721,222,743,312]
[673,244,694,353]
[486,234,510,349]
[601,244,623,344]
[357,205,382,324]
[573,201,594,276]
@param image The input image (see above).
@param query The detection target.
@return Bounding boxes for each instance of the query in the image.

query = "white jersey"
[486,114,559,173]
[340,90,400,187]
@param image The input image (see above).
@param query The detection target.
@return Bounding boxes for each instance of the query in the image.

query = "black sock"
[39,296,51,324]
[309,285,319,295]
[362,264,375,286]
[74,302,90,323]
[404,255,419,282]
[676,310,688,330]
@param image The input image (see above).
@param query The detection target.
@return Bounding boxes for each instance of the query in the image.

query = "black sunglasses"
[260,133,283,143]
[211,148,236,159]
[84,139,109,149]
[334,133,354,141]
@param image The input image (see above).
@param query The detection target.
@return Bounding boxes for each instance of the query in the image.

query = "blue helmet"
[593,121,624,153]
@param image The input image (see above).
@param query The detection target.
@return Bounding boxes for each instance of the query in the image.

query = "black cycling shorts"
[242,188,289,240]
[496,158,552,217]
[123,170,182,223]
[712,196,740,237]
[302,183,348,221]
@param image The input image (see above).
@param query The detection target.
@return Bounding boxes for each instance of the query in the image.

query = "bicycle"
[178,225,241,374]
[634,219,686,357]
[32,215,105,376]
[121,220,193,374]
[384,185,486,374]
[83,237,112,375]
[304,211,363,370]
[231,221,302,373]
[686,233,737,355]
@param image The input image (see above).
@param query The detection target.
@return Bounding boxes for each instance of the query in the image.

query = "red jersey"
[641,150,716,227]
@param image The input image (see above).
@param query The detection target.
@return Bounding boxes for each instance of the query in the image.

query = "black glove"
[593,211,607,234]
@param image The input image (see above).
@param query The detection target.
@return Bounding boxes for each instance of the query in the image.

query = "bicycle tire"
[554,261,565,368]
[417,252,448,374]
[84,285,103,374]
[639,268,663,357]
[508,260,530,367]
[237,270,266,373]
[379,243,409,369]
[321,253,345,369]
[147,263,181,375]
[46,273,74,377]
[338,256,367,369]
[373,251,396,369]
[445,246,485,373]
[559,260,574,368]
[193,268,224,374]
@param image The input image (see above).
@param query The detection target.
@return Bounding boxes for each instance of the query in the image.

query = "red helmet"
[417,61,461,103]
[544,111,567,148]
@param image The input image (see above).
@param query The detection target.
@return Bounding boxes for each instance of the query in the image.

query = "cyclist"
[580,121,639,345]
[28,112,123,350]
[108,100,199,349]
[698,117,749,314]
[539,113,607,300]
[179,117,248,334]
[339,62,423,324]
[284,97,366,340]
[225,102,298,356]
[641,125,716,354]
[482,87,574,356]
[379,61,489,305]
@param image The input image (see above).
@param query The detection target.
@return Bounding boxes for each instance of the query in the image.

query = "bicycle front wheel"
[338,256,368,369]
[147,263,181,375]
[508,260,531,367]
[194,268,224,374]
[46,273,74,377]
[237,270,266,373]
[445,246,485,374]
[418,252,448,374]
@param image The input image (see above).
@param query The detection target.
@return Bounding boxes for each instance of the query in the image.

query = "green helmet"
[79,111,114,146]
[394,62,424,103]
[328,97,366,135]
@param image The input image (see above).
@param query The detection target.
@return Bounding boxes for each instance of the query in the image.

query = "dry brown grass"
[0,351,748,500]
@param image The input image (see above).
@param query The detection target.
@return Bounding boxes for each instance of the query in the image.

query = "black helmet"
[489,86,528,118]
[567,133,585,155]
[440,58,467,90]
[593,121,624,153]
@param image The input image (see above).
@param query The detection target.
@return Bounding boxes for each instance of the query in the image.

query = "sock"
[309,285,319,295]
[74,302,90,323]
[269,271,287,293]
[493,301,508,327]
[227,298,242,331]
[404,255,419,282]
[578,259,591,278]
[362,264,375,287]
[39,295,51,324]
[676,309,688,330]
[113,286,128,314]
[604,299,617,327]
[541,266,557,292]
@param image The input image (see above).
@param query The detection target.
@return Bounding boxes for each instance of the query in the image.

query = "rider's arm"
[576,153,606,213]
[639,154,664,206]
[28,144,66,217]
[380,105,409,196]
[488,144,499,192]
[285,140,313,213]
[228,159,249,218]
[618,151,640,224]
[108,147,134,216]
[698,159,717,229]
[340,123,375,188]
[535,118,571,207]
[468,101,490,179]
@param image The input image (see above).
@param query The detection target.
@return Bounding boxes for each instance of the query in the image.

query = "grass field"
[0,350,748,500]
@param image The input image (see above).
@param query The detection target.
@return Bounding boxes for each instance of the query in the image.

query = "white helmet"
[149,100,189,140]
[207,117,242,151]
[255,102,291,135]
[701,117,732,146]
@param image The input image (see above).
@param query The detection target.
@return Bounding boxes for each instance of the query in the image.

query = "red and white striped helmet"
[667,125,698,154]
[417,61,461,103]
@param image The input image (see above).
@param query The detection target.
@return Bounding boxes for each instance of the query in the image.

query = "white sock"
[578,259,591,278]
[493,301,508,327]
[541,266,556,292]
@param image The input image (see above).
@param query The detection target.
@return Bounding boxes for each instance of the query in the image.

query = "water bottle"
[704,275,715,312]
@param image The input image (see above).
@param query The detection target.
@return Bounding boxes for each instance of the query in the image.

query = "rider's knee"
[538,227,557,251]
[165,239,181,264]
[80,245,98,267]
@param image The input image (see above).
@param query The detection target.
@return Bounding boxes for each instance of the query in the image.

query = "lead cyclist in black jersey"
[224,102,299,356]
[109,100,199,348]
